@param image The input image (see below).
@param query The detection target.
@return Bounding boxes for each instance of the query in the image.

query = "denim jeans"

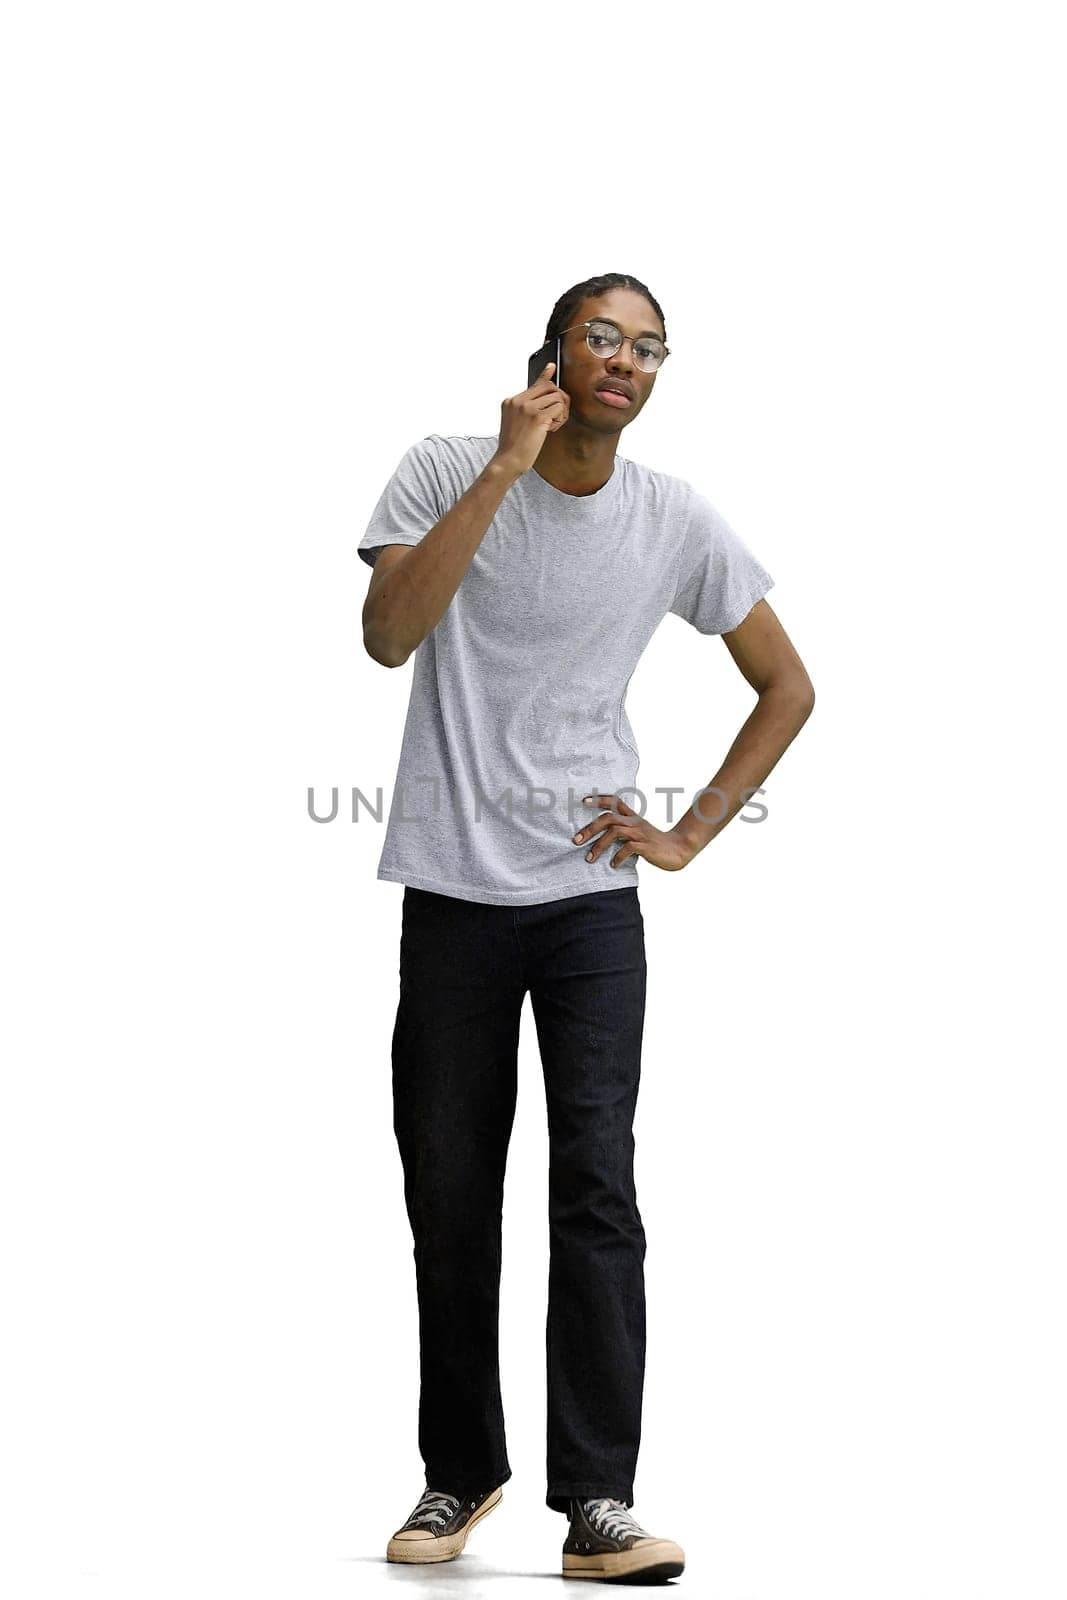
[391,883,648,1515]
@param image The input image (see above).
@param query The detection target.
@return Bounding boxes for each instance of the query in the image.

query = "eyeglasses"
[559,318,670,373]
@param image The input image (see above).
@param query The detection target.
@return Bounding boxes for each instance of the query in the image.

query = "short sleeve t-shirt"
[358,433,774,906]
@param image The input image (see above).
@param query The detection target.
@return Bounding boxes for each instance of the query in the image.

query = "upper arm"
[669,489,776,636]
[720,597,815,702]
[363,542,413,615]
[362,544,415,666]
[357,438,444,571]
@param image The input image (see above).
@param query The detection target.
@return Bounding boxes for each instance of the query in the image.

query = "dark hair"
[543,272,667,345]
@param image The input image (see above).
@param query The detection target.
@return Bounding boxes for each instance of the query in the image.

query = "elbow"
[764,671,815,721]
[363,630,411,669]
[362,603,413,669]
[790,676,816,721]
[795,680,816,726]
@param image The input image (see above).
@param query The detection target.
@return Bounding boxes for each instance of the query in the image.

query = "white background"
[2,3,1064,1596]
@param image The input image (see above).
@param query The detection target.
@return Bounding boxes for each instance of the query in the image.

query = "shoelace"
[402,1487,460,1530]
[582,1497,652,1541]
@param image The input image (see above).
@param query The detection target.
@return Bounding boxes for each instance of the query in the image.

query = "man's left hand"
[573,794,694,873]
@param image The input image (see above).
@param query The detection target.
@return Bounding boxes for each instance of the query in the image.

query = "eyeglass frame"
[557,318,671,371]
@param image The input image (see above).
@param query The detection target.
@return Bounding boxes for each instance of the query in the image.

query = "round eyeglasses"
[559,318,670,373]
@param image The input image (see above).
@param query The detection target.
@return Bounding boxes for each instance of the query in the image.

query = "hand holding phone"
[494,355,570,477]
[527,334,562,391]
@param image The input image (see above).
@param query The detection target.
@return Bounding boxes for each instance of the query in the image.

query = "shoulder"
[620,454,700,522]
[397,434,497,498]
[417,433,499,472]
[640,460,733,532]
[621,451,688,494]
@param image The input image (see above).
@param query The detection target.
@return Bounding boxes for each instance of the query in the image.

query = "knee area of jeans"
[548,1157,639,1207]
[549,1191,646,1244]
[408,1189,505,1245]
[409,1166,507,1214]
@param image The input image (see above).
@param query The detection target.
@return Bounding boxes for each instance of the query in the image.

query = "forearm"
[364,454,520,666]
[670,680,814,861]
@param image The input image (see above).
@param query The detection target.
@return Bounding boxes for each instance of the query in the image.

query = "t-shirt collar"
[523,455,624,509]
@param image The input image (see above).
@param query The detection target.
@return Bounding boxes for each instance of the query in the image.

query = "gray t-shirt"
[358,433,774,906]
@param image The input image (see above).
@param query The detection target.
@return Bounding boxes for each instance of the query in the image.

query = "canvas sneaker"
[386,1482,503,1564]
[562,1495,685,1582]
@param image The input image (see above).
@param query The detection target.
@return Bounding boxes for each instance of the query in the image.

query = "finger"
[581,793,633,817]
[528,363,560,394]
[591,807,627,835]
[585,825,630,862]
[528,391,568,414]
[572,811,618,845]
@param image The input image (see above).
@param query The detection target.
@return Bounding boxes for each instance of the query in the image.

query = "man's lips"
[595,384,633,408]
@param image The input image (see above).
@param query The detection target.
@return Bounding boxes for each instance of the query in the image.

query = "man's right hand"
[493,362,570,477]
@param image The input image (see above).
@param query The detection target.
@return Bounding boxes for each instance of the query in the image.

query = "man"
[358,273,815,1582]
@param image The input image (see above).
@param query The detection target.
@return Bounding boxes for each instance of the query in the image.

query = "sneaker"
[562,1496,685,1582]
[386,1482,503,1564]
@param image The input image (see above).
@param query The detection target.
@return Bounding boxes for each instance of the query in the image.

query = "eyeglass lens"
[586,320,666,371]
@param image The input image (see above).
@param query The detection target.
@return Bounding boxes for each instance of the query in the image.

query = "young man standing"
[358,273,814,1582]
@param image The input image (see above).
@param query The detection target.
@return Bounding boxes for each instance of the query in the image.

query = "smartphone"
[527,334,561,390]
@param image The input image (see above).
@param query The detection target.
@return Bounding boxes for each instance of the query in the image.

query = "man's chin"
[577,400,631,433]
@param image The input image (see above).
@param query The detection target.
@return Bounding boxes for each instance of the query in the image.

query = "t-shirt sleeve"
[357,437,447,568]
[668,488,775,634]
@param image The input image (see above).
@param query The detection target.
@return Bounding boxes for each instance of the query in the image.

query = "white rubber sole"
[562,1536,685,1581]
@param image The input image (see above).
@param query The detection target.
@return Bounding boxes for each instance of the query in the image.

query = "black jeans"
[391,883,648,1515]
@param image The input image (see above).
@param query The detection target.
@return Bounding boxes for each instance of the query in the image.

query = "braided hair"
[543,272,667,346]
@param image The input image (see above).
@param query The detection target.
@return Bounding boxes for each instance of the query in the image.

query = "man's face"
[559,288,665,433]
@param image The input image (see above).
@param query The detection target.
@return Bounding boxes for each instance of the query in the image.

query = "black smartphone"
[527,334,561,390]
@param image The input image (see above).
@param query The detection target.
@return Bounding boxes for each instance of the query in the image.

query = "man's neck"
[529,431,620,497]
